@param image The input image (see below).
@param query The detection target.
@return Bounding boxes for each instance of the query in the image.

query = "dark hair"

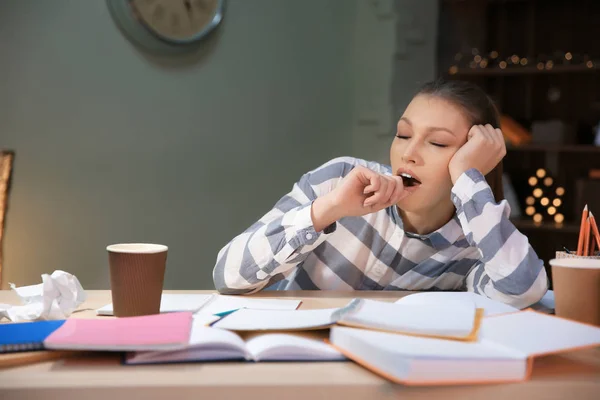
[415,79,504,202]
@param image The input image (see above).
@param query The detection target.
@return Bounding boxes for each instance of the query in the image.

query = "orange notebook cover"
[44,312,193,352]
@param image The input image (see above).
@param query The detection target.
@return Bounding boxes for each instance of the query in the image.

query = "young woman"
[212,79,548,309]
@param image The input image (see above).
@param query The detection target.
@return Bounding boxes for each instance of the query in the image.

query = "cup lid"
[106,243,168,254]
[549,258,600,269]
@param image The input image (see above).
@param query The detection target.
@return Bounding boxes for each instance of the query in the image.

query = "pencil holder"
[550,253,600,326]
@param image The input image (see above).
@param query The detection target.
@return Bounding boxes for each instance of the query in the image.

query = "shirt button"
[305,233,313,240]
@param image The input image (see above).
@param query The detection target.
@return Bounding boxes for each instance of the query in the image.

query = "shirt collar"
[390,206,464,251]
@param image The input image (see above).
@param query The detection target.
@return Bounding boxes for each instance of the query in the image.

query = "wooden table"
[1,290,599,400]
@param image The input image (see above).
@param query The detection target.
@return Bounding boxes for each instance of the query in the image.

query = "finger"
[362,173,381,194]
[386,176,407,206]
[484,124,499,142]
[495,128,507,155]
[364,178,388,206]
[383,176,396,204]
[467,125,482,141]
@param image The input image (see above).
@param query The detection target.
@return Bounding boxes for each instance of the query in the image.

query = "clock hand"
[183,0,193,24]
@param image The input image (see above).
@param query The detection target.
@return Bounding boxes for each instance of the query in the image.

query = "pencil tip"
[584,204,588,210]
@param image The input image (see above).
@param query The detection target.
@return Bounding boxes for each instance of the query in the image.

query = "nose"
[401,140,421,164]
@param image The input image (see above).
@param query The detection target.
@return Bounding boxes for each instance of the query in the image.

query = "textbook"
[212,298,482,341]
[124,323,344,365]
[329,310,600,386]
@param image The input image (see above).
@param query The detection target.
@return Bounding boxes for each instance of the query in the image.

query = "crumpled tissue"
[0,270,87,322]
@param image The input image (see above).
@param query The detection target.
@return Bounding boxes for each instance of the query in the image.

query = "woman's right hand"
[311,166,410,231]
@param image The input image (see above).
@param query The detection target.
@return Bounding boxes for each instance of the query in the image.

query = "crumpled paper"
[0,270,87,322]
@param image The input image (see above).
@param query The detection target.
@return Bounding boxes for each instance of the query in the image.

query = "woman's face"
[390,94,472,213]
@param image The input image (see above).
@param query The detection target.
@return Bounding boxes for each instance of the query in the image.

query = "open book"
[124,320,344,365]
[96,293,302,316]
[329,310,600,386]
[212,298,482,341]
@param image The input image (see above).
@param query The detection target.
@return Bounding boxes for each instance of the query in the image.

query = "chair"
[0,151,15,287]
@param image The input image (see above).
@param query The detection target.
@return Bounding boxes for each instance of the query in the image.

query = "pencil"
[590,211,600,255]
[583,216,591,256]
[577,204,589,255]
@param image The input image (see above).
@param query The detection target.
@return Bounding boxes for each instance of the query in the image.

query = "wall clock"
[106,0,225,55]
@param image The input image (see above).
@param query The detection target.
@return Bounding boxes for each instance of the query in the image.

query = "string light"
[554,214,564,224]
[446,50,598,74]
[523,170,564,224]
[526,206,536,216]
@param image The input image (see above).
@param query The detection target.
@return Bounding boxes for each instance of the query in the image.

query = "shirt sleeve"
[212,157,359,294]
[451,168,549,309]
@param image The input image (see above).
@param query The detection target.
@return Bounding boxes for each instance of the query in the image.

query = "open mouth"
[399,172,422,187]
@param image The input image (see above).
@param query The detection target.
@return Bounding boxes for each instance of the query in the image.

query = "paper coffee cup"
[549,257,600,326]
[107,243,168,317]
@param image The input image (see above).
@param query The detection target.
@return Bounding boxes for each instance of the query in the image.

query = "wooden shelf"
[511,219,580,233]
[450,65,600,77]
[506,145,600,153]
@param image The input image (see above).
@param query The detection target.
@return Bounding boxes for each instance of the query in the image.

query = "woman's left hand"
[449,124,506,184]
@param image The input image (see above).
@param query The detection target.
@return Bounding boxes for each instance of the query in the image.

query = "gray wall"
[0,0,437,290]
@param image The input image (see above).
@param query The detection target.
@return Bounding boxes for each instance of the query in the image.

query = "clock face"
[130,0,223,43]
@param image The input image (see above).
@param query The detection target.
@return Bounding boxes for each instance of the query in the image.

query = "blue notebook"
[0,320,66,353]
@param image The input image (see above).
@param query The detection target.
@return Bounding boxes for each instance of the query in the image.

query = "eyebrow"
[399,117,456,137]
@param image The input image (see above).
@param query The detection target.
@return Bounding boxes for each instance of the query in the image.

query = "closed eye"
[431,142,448,148]
[395,135,410,140]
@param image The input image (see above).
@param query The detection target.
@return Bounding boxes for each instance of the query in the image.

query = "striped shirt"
[213,157,548,308]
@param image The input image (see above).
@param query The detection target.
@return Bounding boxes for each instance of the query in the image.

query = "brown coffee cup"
[549,257,600,326]
[107,243,168,317]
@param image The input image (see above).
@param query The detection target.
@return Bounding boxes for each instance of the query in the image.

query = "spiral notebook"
[0,320,66,353]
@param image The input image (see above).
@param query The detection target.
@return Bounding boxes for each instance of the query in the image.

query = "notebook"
[329,310,600,386]
[44,312,193,351]
[395,292,519,316]
[96,294,302,316]
[212,298,482,341]
[124,320,345,365]
[0,320,66,353]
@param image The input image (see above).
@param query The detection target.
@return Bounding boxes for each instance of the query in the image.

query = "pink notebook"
[44,312,193,351]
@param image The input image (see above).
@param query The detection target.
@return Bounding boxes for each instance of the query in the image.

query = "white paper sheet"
[0,270,87,322]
